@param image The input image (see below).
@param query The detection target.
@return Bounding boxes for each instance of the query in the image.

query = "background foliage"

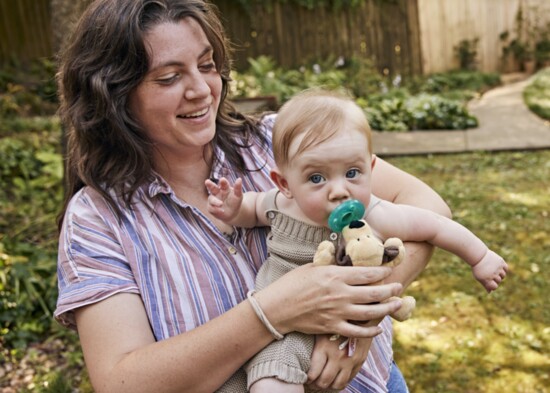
[524,67,550,120]
[229,55,500,131]
[1,58,549,392]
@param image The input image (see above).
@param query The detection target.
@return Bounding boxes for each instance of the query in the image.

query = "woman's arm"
[371,157,452,217]
[76,264,404,393]
[371,157,452,291]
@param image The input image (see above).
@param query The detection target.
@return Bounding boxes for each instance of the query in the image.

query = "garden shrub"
[0,58,58,121]
[0,125,63,350]
[523,67,550,120]
[230,56,497,131]
[410,70,501,98]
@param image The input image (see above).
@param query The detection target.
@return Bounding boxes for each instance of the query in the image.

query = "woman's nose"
[184,71,210,100]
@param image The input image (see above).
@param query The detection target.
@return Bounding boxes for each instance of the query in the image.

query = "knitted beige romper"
[244,189,339,392]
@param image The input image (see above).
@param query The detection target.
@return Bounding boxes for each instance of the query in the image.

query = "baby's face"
[283,127,373,228]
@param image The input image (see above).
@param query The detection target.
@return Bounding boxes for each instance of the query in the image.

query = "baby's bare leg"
[250,377,304,393]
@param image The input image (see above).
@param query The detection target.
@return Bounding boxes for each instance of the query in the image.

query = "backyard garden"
[0,55,549,392]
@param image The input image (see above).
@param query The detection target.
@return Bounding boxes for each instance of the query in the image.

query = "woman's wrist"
[247,290,284,340]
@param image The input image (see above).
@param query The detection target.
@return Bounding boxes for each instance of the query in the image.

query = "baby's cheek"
[302,200,329,226]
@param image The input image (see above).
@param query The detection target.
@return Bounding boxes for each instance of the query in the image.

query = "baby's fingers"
[484,280,499,293]
[204,179,220,196]
[207,194,223,208]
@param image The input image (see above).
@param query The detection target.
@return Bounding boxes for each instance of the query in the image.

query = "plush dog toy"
[314,219,415,322]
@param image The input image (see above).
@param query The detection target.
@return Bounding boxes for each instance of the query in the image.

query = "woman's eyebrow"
[149,46,213,71]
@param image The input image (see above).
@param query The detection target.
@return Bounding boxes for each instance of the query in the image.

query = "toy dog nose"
[348,220,365,229]
[383,246,399,263]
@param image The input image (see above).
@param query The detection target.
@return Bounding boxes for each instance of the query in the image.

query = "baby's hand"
[471,250,508,293]
[204,177,243,222]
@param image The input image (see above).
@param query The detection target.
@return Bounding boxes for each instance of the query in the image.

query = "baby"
[206,89,508,393]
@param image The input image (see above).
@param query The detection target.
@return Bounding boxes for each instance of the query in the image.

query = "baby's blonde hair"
[272,89,372,169]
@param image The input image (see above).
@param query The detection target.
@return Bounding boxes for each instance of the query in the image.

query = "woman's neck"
[153,146,213,192]
[152,146,233,235]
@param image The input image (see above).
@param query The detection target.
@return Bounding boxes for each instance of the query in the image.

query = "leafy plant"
[0,58,58,120]
[230,55,347,104]
[410,70,501,97]
[0,122,63,350]
[361,93,478,131]
[454,37,479,71]
[523,67,550,120]
[230,56,496,131]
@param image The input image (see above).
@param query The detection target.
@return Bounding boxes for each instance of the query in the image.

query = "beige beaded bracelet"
[247,290,284,340]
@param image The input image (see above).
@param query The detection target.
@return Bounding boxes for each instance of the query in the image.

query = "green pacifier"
[328,199,366,233]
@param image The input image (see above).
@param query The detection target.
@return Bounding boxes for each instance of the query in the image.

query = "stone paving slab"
[373,76,550,156]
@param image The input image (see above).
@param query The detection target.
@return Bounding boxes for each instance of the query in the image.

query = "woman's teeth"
[180,108,208,118]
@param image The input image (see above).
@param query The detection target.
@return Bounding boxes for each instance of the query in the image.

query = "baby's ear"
[270,168,293,199]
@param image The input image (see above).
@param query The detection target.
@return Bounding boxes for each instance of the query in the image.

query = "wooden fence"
[417,0,550,74]
[215,0,423,76]
[1,0,550,75]
[216,0,550,74]
[0,0,52,63]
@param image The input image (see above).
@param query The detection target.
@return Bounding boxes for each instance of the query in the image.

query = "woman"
[54,1,451,392]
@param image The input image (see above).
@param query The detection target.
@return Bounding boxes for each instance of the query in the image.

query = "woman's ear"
[270,168,293,199]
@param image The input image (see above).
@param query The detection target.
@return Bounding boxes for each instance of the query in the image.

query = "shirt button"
[228,246,238,255]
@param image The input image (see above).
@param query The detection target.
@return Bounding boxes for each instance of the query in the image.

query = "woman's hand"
[307,334,374,390]
[254,264,403,339]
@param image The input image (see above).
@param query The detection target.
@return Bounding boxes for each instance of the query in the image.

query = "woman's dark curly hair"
[57,0,265,226]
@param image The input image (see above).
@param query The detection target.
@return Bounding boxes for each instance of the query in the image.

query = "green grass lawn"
[387,151,550,393]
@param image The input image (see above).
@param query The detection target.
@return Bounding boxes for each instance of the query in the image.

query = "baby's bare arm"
[369,201,508,291]
[370,202,485,264]
[205,177,269,227]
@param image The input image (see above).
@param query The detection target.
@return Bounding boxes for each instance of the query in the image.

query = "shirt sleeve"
[54,189,139,330]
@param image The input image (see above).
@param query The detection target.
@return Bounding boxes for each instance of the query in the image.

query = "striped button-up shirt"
[55,114,393,392]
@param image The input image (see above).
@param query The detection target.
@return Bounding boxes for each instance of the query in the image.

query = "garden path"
[373,73,550,156]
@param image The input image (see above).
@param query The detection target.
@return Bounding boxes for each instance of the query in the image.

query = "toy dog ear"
[336,241,352,266]
[383,246,399,263]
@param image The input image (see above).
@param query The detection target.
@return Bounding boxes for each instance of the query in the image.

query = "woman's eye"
[200,62,216,72]
[346,169,360,179]
[309,174,324,184]
[157,74,178,85]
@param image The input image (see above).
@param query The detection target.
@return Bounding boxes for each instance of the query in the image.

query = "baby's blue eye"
[346,169,360,179]
[310,174,324,184]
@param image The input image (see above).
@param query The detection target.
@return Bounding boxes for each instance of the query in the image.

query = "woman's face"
[129,18,222,162]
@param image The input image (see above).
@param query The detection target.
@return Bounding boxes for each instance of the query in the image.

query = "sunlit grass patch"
[387,150,550,392]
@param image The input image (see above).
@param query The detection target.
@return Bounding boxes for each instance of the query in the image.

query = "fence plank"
[0,0,52,64]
